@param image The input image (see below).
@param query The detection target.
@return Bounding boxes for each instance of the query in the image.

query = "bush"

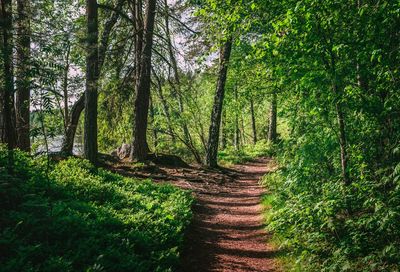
[0,147,193,272]
[262,159,400,271]
[218,140,275,165]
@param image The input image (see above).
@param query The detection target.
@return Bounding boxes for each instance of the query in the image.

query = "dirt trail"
[107,156,279,271]
[180,158,278,272]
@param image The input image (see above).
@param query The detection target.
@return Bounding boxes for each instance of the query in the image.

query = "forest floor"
[106,156,280,272]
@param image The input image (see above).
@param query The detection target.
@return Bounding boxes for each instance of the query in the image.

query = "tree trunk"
[220,109,226,149]
[250,98,257,144]
[267,89,277,142]
[240,114,245,146]
[130,0,143,144]
[62,41,71,131]
[333,83,350,185]
[61,94,84,154]
[131,0,157,161]
[15,0,31,152]
[329,48,350,185]
[61,0,124,155]
[134,0,143,84]
[84,0,99,165]
[164,0,201,162]
[234,117,240,150]
[234,86,240,150]
[1,0,15,172]
[149,95,158,148]
[153,70,175,143]
[206,37,233,167]
[336,102,350,185]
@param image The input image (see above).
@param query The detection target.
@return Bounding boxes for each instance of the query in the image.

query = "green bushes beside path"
[0,148,193,272]
[262,162,400,271]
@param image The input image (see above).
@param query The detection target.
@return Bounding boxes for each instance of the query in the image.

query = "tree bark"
[149,94,158,148]
[62,41,71,131]
[15,0,31,152]
[153,70,175,143]
[1,0,15,147]
[131,0,144,144]
[336,103,350,185]
[1,0,15,173]
[61,0,124,155]
[84,0,99,165]
[0,31,2,145]
[329,47,350,185]
[267,89,277,142]
[61,94,85,154]
[206,37,233,167]
[250,98,257,144]
[131,0,157,161]
[240,114,245,146]
[134,0,143,84]
[220,109,226,149]
[333,83,350,185]
[234,86,240,150]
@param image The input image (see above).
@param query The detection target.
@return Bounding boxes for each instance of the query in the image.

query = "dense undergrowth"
[0,148,193,272]
[262,144,400,272]
[218,140,275,165]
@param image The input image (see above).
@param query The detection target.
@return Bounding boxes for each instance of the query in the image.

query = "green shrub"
[0,147,193,272]
[218,140,274,164]
[262,160,400,271]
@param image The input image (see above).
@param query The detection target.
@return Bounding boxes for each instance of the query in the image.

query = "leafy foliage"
[218,140,274,165]
[251,0,400,270]
[264,157,400,271]
[0,147,193,271]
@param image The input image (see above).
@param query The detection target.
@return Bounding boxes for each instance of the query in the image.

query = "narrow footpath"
[108,156,279,271]
[181,158,279,272]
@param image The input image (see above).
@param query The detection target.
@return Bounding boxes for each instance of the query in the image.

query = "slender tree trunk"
[234,117,240,150]
[153,70,175,143]
[240,114,245,146]
[333,83,350,185]
[131,0,157,161]
[149,95,158,148]
[62,41,71,131]
[268,89,277,142]
[220,109,226,149]
[234,86,240,150]
[329,48,350,185]
[199,124,207,152]
[61,0,124,155]
[84,0,99,165]
[336,102,350,185]
[206,37,233,167]
[173,85,201,162]
[15,0,31,152]
[155,77,204,163]
[61,95,84,154]
[250,98,257,144]
[164,0,201,162]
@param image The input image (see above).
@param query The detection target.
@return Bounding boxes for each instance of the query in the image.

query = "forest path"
[180,158,279,272]
[107,156,279,271]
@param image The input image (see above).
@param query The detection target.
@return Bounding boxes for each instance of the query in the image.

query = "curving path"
[181,158,279,272]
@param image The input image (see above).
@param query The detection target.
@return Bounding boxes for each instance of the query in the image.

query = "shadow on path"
[180,158,279,272]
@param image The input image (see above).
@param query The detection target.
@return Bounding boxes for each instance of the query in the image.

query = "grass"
[218,140,275,166]
[261,171,304,272]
